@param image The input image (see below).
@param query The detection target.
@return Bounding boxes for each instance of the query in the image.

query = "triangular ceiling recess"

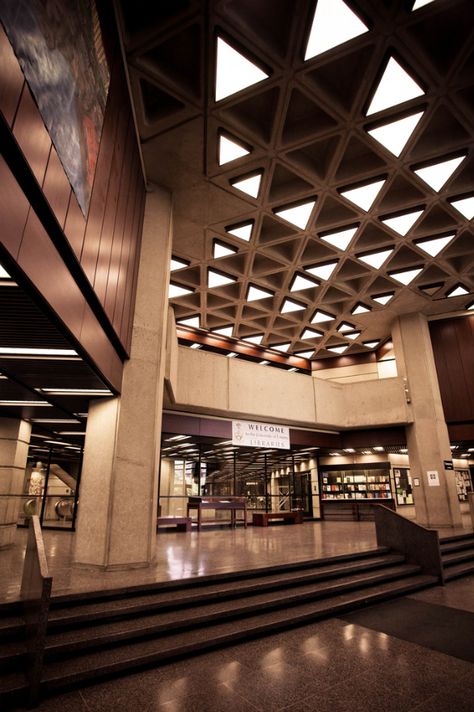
[215,37,269,101]
[304,0,369,60]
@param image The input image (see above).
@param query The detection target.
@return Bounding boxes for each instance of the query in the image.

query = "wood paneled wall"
[0,18,145,389]
[429,316,474,424]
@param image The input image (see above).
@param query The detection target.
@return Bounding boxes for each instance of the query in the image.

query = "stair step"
[47,553,406,629]
[0,670,28,703]
[44,564,420,656]
[0,640,26,673]
[41,573,437,692]
[440,540,474,555]
[0,616,25,643]
[442,550,474,567]
[439,533,474,545]
[443,561,474,581]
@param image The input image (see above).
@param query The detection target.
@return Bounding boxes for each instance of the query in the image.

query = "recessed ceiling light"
[212,326,234,337]
[272,343,291,353]
[467,301,474,311]
[226,221,253,241]
[367,111,424,156]
[0,265,11,278]
[351,303,371,314]
[170,257,189,271]
[357,248,394,269]
[311,310,335,323]
[320,226,358,251]
[448,196,474,220]
[259,360,270,365]
[190,343,202,349]
[58,431,86,436]
[399,448,408,453]
[381,209,424,236]
[290,274,319,291]
[414,234,455,257]
[0,347,77,356]
[304,261,338,281]
[329,452,341,456]
[301,328,323,340]
[0,400,52,406]
[226,352,238,358]
[281,298,306,314]
[169,283,194,298]
[366,57,424,116]
[208,269,236,288]
[337,322,355,333]
[247,285,273,301]
[389,267,423,285]
[219,134,250,165]
[327,345,349,354]
[412,0,435,8]
[345,331,361,340]
[177,316,200,328]
[372,292,394,305]
[243,334,263,345]
[30,419,81,423]
[231,172,262,198]
[413,155,465,192]
[215,37,269,101]
[288,367,298,373]
[363,340,380,349]
[213,241,238,259]
[41,388,112,395]
[340,179,385,211]
[373,446,384,452]
[296,350,314,358]
[273,200,316,230]
[446,284,469,298]
[343,448,356,453]
[304,0,368,60]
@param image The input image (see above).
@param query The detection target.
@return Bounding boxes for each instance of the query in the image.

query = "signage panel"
[232,420,290,449]
[443,460,454,470]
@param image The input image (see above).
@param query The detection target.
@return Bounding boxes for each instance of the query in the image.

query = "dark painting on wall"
[0,0,110,216]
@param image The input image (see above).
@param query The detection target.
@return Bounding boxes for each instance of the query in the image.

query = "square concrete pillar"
[0,417,31,548]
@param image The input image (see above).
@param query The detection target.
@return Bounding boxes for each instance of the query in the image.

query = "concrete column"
[74,186,172,569]
[0,417,31,548]
[392,313,462,528]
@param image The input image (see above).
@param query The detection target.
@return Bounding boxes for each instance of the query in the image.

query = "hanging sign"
[232,419,290,449]
[443,460,454,470]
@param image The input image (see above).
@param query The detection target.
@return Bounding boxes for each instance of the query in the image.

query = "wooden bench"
[187,496,247,531]
[157,516,192,532]
[252,511,304,527]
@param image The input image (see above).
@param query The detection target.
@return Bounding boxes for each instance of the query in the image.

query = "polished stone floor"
[8,575,474,712]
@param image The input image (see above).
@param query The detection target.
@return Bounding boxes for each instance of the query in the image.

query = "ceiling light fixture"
[337,322,355,333]
[272,343,291,353]
[366,57,424,115]
[208,269,236,288]
[230,172,262,198]
[226,221,254,241]
[357,248,394,269]
[177,316,200,328]
[170,257,189,271]
[281,299,306,314]
[247,285,273,301]
[320,226,358,251]
[345,331,361,340]
[218,134,250,165]
[226,352,238,358]
[381,209,423,236]
[215,37,269,101]
[290,274,319,291]
[446,284,469,298]
[190,343,202,349]
[389,267,423,285]
[367,111,424,156]
[0,347,77,356]
[363,340,380,348]
[448,195,474,221]
[327,345,349,354]
[169,283,194,298]
[213,240,238,258]
[412,0,435,9]
[0,400,52,406]
[311,309,335,323]
[372,292,394,305]
[212,326,234,337]
[296,350,314,358]
[301,328,323,340]
[304,261,338,281]
[351,303,371,314]
[243,334,263,345]
[414,234,455,257]
[340,179,385,211]
[304,0,368,60]
[413,155,465,192]
[273,200,316,230]
[41,388,112,395]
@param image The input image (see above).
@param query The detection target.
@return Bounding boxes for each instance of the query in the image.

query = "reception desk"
[187,496,247,531]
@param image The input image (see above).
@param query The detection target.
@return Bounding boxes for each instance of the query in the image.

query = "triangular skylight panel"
[305,261,338,281]
[351,303,371,314]
[177,316,200,328]
[364,340,380,348]
[327,345,349,354]
[208,269,236,288]
[215,37,269,101]
[447,284,469,297]
[367,111,424,156]
[243,334,263,345]
[372,292,394,305]
[170,257,189,271]
[301,328,323,340]
[247,285,274,301]
[320,227,358,251]
[272,343,291,353]
[381,210,423,236]
[212,326,234,337]
[169,283,194,298]
[412,0,435,9]
[413,156,465,192]
[290,274,319,291]
[415,234,455,257]
[296,350,315,358]
[226,222,253,241]
[213,241,238,258]
[340,180,385,211]
[281,299,306,314]
[337,322,355,333]
[366,57,424,115]
[448,196,474,220]
[357,249,394,269]
[311,309,335,323]
[219,135,250,165]
[231,172,262,198]
[274,200,316,230]
[304,0,369,61]
[390,268,423,285]
[345,331,361,340]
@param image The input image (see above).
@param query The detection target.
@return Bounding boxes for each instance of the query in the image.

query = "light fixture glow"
[169,283,194,298]
[290,274,319,291]
[351,303,371,314]
[226,352,238,358]
[247,285,273,301]
[372,293,394,305]
[301,328,323,340]
[363,340,380,348]
[343,448,356,453]
[0,400,52,406]
[413,155,465,192]
[243,334,263,345]
[215,37,269,101]
[389,268,423,285]
[281,298,306,314]
[448,196,474,220]
[366,57,424,116]
[0,347,77,356]
[288,367,298,373]
[412,0,435,8]
[381,209,423,235]
[177,316,200,328]
[30,419,80,423]
[415,234,455,257]
[446,285,469,298]
[41,388,112,395]
[0,265,11,278]
[208,269,236,288]
[305,261,338,281]
[259,360,270,365]
[311,310,334,323]
[213,241,238,258]
[304,0,368,60]
[340,179,385,211]
[212,326,234,337]
[272,343,291,353]
[190,343,202,349]
[231,172,262,198]
[219,134,250,165]
[357,248,394,269]
[274,200,315,229]
[226,222,253,241]
[367,111,424,156]
[327,345,349,354]
[320,226,358,251]
[170,257,189,271]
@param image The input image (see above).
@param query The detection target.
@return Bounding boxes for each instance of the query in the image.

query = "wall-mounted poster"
[0,0,110,216]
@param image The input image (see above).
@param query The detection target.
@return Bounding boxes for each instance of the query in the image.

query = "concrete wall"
[169,347,411,429]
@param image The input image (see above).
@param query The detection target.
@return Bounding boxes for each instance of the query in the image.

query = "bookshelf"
[455,469,472,502]
[320,464,394,521]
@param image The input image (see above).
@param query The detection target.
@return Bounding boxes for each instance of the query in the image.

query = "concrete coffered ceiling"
[117,0,474,363]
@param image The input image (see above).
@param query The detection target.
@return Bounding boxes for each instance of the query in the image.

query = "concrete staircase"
[440,532,474,581]
[0,546,437,708]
